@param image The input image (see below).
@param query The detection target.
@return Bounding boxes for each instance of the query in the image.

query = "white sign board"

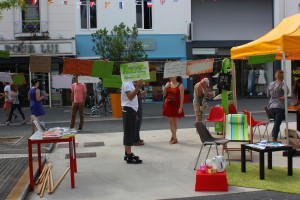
[163,61,187,78]
[52,75,72,89]
[79,76,100,83]
[0,72,13,83]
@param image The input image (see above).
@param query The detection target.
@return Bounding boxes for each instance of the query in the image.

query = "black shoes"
[124,153,142,164]
[77,128,82,132]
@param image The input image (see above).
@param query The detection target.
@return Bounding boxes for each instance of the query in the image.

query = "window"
[136,0,152,29]
[80,0,97,29]
[22,0,40,33]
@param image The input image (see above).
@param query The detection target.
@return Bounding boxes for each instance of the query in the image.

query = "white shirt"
[121,81,138,111]
[4,85,12,101]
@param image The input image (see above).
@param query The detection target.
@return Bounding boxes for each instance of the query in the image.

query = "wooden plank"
[5,162,38,200]
[50,166,70,193]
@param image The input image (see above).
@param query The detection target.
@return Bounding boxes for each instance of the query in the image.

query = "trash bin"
[110,93,122,118]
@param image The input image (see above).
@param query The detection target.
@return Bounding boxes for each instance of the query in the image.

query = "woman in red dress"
[163,76,185,144]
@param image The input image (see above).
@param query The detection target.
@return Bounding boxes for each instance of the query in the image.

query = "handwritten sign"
[29,55,51,73]
[91,60,114,78]
[79,76,100,83]
[144,71,157,82]
[103,75,122,88]
[0,50,10,58]
[187,59,214,75]
[12,73,26,85]
[163,61,187,78]
[120,61,150,82]
[218,73,231,91]
[0,72,13,83]
[62,58,93,76]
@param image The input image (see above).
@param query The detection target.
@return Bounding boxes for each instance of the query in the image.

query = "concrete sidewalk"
[25,123,300,200]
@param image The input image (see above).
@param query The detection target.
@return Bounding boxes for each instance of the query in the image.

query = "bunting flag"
[48,0,53,4]
[19,0,24,6]
[104,1,110,8]
[147,0,152,7]
[77,2,82,8]
[118,1,124,9]
[62,1,68,5]
[160,0,165,5]
[89,1,96,7]
[32,0,38,5]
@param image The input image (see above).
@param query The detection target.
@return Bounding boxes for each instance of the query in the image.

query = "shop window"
[22,0,40,33]
[80,0,97,29]
[136,0,152,29]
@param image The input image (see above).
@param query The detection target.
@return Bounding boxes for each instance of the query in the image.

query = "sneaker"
[77,128,82,132]
[5,121,10,126]
[124,153,139,161]
[134,140,144,146]
[126,154,142,164]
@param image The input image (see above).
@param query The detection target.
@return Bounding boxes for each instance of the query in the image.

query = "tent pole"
[282,53,289,144]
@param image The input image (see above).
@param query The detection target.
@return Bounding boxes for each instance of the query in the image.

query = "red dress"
[163,84,185,118]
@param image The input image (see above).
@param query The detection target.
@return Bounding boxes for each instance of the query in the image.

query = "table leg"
[288,148,293,176]
[73,137,77,173]
[69,141,75,188]
[259,151,265,180]
[241,146,246,172]
[28,139,34,191]
[37,143,42,173]
[268,151,272,169]
[297,111,300,132]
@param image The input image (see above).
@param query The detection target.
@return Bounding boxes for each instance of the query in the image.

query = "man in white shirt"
[121,80,143,164]
[3,82,16,121]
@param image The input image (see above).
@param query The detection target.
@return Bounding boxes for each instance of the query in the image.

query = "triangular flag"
[118,1,124,9]
[48,0,53,4]
[104,2,111,8]
[147,0,152,7]
[62,1,68,5]
[89,1,96,7]
[32,0,38,5]
[77,2,82,8]
[160,0,165,5]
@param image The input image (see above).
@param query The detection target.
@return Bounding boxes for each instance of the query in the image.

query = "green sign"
[103,75,122,88]
[91,60,114,78]
[0,50,10,58]
[12,74,26,85]
[248,54,276,65]
[120,61,150,82]
[144,71,156,82]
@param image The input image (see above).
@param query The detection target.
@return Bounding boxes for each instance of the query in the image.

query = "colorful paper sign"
[248,54,276,64]
[91,60,114,78]
[0,72,13,83]
[120,61,150,82]
[11,73,26,85]
[62,58,93,76]
[0,50,10,58]
[144,71,156,82]
[29,55,51,73]
[103,75,122,88]
[163,61,187,78]
[186,59,214,75]
[105,1,110,8]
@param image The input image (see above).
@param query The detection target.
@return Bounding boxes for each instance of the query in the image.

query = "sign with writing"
[218,73,231,91]
[11,73,26,85]
[29,55,51,73]
[120,61,150,82]
[186,59,214,75]
[79,76,100,83]
[62,58,93,76]
[0,72,13,83]
[91,60,114,78]
[144,71,157,82]
[103,75,122,88]
[163,61,187,78]
[0,50,10,58]
[248,54,276,65]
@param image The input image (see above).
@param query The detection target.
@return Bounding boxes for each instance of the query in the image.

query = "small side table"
[241,144,293,180]
[28,132,77,191]
[195,170,228,192]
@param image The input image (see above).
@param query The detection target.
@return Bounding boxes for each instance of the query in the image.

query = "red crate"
[195,170,228,192]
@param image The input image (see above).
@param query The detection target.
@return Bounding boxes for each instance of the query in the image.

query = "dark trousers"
[8,104,25,121]
[122,106,137,146]
[135,105,143,142]
[271,108,285,140]
[70,102,84,129]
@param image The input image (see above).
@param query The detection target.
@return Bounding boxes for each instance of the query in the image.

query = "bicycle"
[84,92,112,117]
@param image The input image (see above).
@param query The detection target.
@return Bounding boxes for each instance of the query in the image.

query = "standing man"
[3,82,17,123]
[70,75,87,132]
[193,78,211,122]
[121,80,143,164]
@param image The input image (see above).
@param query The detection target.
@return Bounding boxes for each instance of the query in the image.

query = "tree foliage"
[92,22,147,63]
[0,0,24,19]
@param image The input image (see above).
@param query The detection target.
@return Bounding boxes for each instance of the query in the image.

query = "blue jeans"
[271,108,285,140]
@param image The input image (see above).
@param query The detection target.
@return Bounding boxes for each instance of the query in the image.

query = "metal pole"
[282,53,289,144]
[48,73,52,108]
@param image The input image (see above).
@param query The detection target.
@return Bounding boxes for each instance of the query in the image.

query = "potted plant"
[184,88,190,104]
[92,22,147,117]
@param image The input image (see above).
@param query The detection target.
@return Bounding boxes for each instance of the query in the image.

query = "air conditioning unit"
[186,22,193,42]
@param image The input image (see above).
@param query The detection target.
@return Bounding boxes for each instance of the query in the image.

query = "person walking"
[5,84,26,125]
[28,79,48,134]
[292,78,300,106]
[193,78,210,122]
[163,76,184,144]
[134,83,147,146]
[3,82,17,123]
[121,80,143,164]
[267,70,289,141]
[70,75,87,132]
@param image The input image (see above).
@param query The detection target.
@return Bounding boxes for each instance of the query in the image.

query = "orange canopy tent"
[231,13,300,60]
[230,14,300,142]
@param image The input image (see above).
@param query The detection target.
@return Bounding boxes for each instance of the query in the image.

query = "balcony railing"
[14,21,49,37]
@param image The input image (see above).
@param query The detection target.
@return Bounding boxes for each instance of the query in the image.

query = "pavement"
[1,98,300,200]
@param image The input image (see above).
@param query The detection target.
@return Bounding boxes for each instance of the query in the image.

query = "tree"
[0,0,24,19]
[91,22,147,74]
